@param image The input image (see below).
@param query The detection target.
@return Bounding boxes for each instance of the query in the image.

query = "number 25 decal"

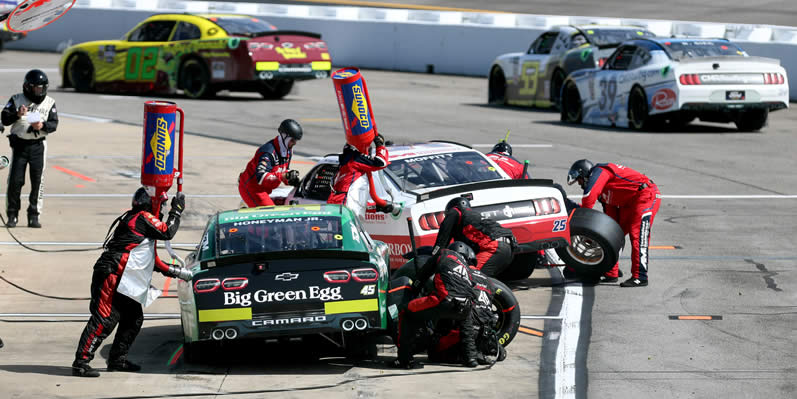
[553,219,567,232]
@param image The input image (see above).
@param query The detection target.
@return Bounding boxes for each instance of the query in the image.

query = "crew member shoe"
[387,358,423,370]
[599,275,618,283]
[463,358,478,368]
[72,362,100,377]
[28,215,41,228]
[620,278,648,287]
[106,359,142,372]
[0,337,4,348]
[6,215,17,228]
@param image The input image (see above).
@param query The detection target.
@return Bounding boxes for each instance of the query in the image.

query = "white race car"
[560,38,789,131]
[275,141,625,280]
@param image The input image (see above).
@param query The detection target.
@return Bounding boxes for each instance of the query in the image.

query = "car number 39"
[360,285,376,296]
[553,219,567,232]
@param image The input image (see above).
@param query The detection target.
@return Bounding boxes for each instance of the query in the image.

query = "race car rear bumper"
[681,101,788,112]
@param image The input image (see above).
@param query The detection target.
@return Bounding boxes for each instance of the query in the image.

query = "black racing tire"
[488,67,507,105]
[179,58,211,99]
[734,108,768,132]
[490,278,520,347]
[344,334,379,360]
[560,80,582,123]
[628,85,649,131]
[556,208,625,279]
[550,69,566,109]
[67,53,95,92]
[183,341,203,363]
[496,252,537,281]
[259,79,294,99]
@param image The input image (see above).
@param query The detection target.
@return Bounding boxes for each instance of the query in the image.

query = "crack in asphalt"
[744,259,783,292]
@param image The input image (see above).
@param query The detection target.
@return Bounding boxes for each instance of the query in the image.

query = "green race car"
[178,204,390,362]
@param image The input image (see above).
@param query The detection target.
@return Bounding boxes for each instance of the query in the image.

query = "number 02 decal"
[553,219,567,232]
[125,47,159,81]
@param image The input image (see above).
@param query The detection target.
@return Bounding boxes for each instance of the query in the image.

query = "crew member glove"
[170,192,185,216]
[168,266,193,281]
[373,134,386,148]
[284,170,301,186]
[410,278,424,294]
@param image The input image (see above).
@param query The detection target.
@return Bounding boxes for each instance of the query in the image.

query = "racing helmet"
[445,196,471,212]
[567,159,594,186]
[131,187,152,210]
[278,119,303,141]
[23,69,49,104]
[491,140,512,156]
[448,241,477,266]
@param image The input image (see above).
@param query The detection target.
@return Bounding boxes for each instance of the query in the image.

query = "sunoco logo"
[351,85,370,129]
[149,117,171,172]
[224,286,342,306]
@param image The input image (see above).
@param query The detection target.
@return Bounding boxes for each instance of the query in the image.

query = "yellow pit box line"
[324,298,378,315]
[198,308,252,322]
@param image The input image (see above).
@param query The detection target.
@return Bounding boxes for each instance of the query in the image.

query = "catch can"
[141,101,179,191]
[332,67,377,153]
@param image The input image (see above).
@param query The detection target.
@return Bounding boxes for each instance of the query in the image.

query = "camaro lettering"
[252,316,327,327]
[224,286,342,306]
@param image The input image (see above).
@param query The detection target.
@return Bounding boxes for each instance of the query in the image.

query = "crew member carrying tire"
[238,119,303,207]
[567,159,661,287]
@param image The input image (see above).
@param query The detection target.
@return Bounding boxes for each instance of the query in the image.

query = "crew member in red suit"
[485,140,530,179]
[238,119,303,207]
[567,159,661,287]
[327,134,394,217]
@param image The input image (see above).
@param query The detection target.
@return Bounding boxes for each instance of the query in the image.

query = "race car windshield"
[217,216,343,256]
[663,41,746,59]
[212,17,276,37]
[583,28,655,47]
[384,152,503,190]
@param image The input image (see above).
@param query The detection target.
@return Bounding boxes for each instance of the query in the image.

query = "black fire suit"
[398,249,476,365]
[432,207,515,277]
[2,94,58,221]
[74,207,181,367]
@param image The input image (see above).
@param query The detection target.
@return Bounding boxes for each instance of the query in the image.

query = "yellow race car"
[59,13,332,99]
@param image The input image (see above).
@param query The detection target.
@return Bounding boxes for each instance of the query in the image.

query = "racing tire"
[555,208,625,279]
[344,334,379,360]
[628,86,649,131]
[179,58,211,99]
[550,69,566,110]
[67,53,95,92]
[734,108,768,132]
[496,253,537,281]
[183,341,204,363]
[259,79,294,100]
[488,67,507,105]
[491,278,520,347]
[560,81,582,123]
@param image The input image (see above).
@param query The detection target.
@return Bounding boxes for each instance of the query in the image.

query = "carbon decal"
[638,211,652,280]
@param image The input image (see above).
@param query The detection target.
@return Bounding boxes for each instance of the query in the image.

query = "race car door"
[582,44,639,126]
[507,31,559,107]
[119,19,176,91]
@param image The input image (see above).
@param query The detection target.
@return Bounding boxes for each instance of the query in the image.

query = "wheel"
[259,79,294,99]
[496,252,538,281]
[555,208,625,279]
[67,53,95,92]
[488,67,507,105]
[735,108,768,132]
[560,81,582,123]
[628,86,649,131]
[550,69,566,109]
[344,334,378,360]
[490,278,520,347]
[179,58,211,98]
[183,341,203,363]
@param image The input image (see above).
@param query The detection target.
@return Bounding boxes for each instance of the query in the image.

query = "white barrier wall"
[6,1,797,100]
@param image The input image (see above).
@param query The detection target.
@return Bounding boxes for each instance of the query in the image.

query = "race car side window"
[629,47,652,69]
[172,22,201,41]
[129,20,176,42]
[605,46,636,70]
[528,31,558,54]
[302,163,339,201]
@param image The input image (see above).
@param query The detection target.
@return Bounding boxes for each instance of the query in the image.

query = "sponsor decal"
[149,117,171,172]
[252,315,326,327]
[365,212,385,221]
[351,85,370,129]
[651,88,676,111]
[224,286,343,306]
[403,153,453,163]
[387,242,414,256]
[275,46,307,59]
[232,216,321,226]
[476,200,536,222]
[639,213,651,272]
[275,272,299,281]
[726,90,745,100]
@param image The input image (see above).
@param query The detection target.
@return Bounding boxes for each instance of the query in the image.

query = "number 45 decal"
[553,219,567,232]
[360,285,375,296]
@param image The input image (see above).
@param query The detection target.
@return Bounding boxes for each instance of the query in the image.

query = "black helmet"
[278,119,303,140]
[445,196,471,212]
[448,241,477,266]
[567,159,594,185]
[492,141,512,156]
[23,69,49,104]
[131,187,152,210]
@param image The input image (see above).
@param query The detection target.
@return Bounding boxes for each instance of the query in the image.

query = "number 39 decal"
[553,219,567,232]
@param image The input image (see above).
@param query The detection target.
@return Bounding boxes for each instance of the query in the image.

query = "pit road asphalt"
[1,50,796,398]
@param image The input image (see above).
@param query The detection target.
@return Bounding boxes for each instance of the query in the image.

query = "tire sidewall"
[562,81,582,123]
[180,58,209,99]
[489,67,507,105]
[555,208,625,278]
[490,278,520,347]
[68,53,94,92]
[629,86,648,130]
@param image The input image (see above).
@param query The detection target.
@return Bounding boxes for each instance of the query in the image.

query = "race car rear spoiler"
[253,30,323,39]
[203,249,369,269]
[412,178,556,203]
[675,55,781,65]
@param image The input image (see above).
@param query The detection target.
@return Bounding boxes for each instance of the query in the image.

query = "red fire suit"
[327,144,388,206]
[580,163,661,280]
[238,136,293,207]
[486,152,530,179]
[433,207,514,276]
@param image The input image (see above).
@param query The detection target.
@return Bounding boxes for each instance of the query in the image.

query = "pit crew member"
[327,134,394,220]
[238,119,303,207]
[486,140,530,179]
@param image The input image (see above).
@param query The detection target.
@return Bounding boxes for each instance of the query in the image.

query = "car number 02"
[360,285,375,296]
[598,78,617,111]
[553,219,567,232]
[125,47,159,81]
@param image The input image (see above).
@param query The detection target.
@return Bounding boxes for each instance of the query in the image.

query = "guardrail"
[6,0,797,100]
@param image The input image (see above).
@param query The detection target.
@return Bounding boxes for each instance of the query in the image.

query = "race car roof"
[386,141,476,161]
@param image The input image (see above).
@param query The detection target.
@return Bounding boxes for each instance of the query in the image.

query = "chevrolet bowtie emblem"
[275,272,299,281]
